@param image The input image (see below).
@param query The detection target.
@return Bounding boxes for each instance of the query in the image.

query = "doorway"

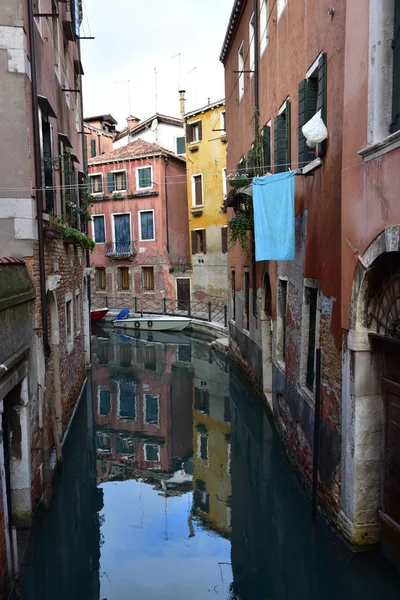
[176,278,191,311]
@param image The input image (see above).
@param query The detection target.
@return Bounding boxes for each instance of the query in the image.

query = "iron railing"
[105,241,137,258]
[100,296,228,327]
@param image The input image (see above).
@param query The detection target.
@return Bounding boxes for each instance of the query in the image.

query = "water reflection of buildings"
[191,345,231,537]
[92,332,194,488]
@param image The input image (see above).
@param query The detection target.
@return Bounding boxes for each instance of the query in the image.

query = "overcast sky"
[81,0,233,129]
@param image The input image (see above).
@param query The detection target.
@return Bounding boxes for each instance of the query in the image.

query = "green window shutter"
[317,53,327,155]
[139,167,151,188]
[391,4,400,133]
[298,79,318,166]
[107,171,115,193]
[286,100,291,169]
[90,139,96,158]
[274,114,285,173]
[176,136,186,154]
[262,124,271,172]
[123,170,127,190]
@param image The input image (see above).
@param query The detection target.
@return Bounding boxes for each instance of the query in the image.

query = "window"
[71,0,80,37]
[90,139,96,158]
[178,344,192,362]
[96,267,106,290]
[262,121,272,171]
[144,444,160,462]
[192,174,203,207]
[194,388,209,415]
[238,42,245,100]
[277,279,288,361]
[187,120,202,143]
[118,380,136,420]
[222,168,227,200]
[274,101,291,173]
[244,271,250,331]
[75,291,81,334]
[145,394,159,425]
[221,227,228,254]
[139,210,155,240]
[33,0,42,33]
[231,270,236,321]
[144,345,157,370]
[249,13,255,75]
[118,267,130,291]
[191,229,206,254]
[89,174,103,194]
[115,434,135,457]
[194,480,210,513]
[260,0,269,54]
[41,116,54,213]
[96,339,109,364]
[391,2,400,132]
[142,266,155,291]
[136,166,152,189]
[298,53,327,165]
[107,170,127,193]
[176,136,186,155]
[277,0,288,20]
[120,343,132,367]
[197,430,209,460]
[113,213,131,254]
[92,215,105,243]
[65,298,73,349]
[305,286,318,391]
[98,389,111,416]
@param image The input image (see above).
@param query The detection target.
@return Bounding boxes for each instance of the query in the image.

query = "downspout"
[252,0,259,317]
[164,157,170,255]
[28,0,50,357]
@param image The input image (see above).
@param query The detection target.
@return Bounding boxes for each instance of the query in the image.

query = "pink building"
[88,139,191,308]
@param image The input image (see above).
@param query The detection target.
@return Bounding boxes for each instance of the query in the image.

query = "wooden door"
[380,378,400,538]
[114,214,130,254]
[177,278,190,311]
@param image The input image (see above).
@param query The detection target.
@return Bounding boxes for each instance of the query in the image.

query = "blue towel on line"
[252,171,296,261]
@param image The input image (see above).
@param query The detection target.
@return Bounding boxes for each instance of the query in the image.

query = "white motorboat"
[113,315,191,332]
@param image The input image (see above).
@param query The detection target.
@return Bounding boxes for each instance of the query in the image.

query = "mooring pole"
[311,348,322,523]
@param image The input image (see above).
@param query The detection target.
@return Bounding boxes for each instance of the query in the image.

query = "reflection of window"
[178,344,192,362]
[115,434,135,457]
[118,380,136,420]
[197,430,209,460]
[144,443,160,462]
[66,298,73,347]
[96,340,109,364]
[96,432,112,453]
[224,396,231,423]
[145,394,159,425]
[194,479,209,513]
[144,345,157,370]
[120,343,132,367]
[98,389,111,415]
[195,388,209,415]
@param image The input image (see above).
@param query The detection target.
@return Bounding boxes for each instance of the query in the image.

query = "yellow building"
[184,100,228,304]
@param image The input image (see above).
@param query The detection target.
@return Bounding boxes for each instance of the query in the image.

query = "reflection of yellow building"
[192,354,231,536]
[184,100,228,303]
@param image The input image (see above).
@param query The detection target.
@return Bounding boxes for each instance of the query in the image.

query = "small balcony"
[105,241,137,260]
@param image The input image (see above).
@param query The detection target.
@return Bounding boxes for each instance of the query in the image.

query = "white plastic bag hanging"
[302,109,328,148]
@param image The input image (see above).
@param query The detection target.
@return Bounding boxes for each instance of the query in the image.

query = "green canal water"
[20,328,400,599]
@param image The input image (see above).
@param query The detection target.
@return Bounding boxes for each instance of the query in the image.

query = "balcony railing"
[105,241,137,259]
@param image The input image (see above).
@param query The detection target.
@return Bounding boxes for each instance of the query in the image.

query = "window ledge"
[302,157,323,175]
[242,328,251,338]
[275,359,285,374]
[359,130,400,162]
[299,385,315,406]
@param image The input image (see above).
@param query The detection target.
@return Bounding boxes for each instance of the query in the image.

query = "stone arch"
[339,226,400,553]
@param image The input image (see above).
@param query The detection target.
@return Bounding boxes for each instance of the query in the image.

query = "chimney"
[207,97,210,106]
[179,90,186,117]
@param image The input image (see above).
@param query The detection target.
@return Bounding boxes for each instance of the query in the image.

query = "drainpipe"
[164,157,170,255]
[252,0,259,317]
[28,0,50,357]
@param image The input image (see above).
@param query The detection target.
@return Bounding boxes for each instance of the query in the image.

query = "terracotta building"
[220,0,345,523]
[0,0,89,593]
[88,139,191,309]
[84,114,118,159]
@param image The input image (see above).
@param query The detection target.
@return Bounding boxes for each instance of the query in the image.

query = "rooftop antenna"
[171,52,181,90]
[188,66,197,106]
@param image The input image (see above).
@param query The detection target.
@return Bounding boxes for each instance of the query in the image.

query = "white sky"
[81,0,233,129]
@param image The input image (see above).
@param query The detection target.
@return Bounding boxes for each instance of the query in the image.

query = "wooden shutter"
[191,230,197,254]
[90,139,96,158]
[221,227,228,254]
[118,267,130,291]
[298,79,318,166]
[107,171,115,193]
[201,229,207,254]
[123,170,127,190]
[262,124,271,172]
[286,100,291,169]
[186,124,193,143]
[93,216,105,243]
[274,114,285,173]
[198,120,202,141]
[391,4,400,133]
[317,53,327,155]
[194,175,203,205]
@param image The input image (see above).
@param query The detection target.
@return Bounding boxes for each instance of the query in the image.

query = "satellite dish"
[151,118,158,131]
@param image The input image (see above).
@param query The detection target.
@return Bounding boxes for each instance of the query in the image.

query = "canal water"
[20,328,400,599]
